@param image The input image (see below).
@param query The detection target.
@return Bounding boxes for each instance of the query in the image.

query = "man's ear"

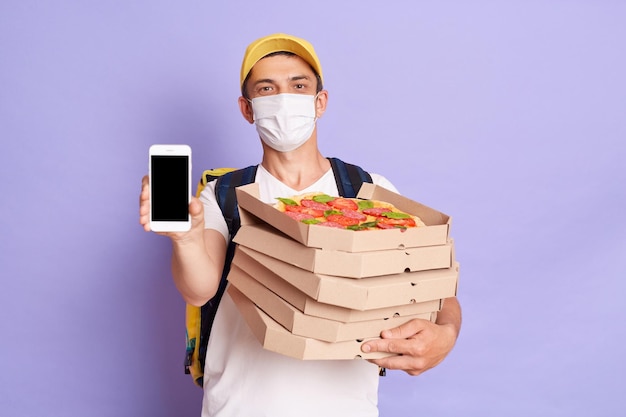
[315,90,328,119]
[238,96,254,124]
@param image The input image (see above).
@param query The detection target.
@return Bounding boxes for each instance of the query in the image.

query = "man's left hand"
[361,318,458,376]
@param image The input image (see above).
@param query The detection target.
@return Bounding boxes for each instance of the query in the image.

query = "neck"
[260,136,331,191]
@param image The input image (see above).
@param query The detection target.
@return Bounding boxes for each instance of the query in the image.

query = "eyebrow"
[252,74,311,87]
[253,78,275,86]
[289,75,311,82]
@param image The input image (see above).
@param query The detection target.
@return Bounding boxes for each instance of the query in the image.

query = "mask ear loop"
[313,92,321,122]
[246,98,257,122]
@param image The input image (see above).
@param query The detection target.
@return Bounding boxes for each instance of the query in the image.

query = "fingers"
[361,318,457,376]
[361,319,433,360]
[161,198,205,242]
[366,355,430,377]
[361,333,418,356]
[139,175,151,231]
[361,318,428,353]
[138,177,203,235]
[379,318,428,339]
[360,319,431,374]
[140,175,149,205]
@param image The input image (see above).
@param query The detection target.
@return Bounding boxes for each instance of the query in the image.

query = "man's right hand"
[139,174,224,305]
[138,175,205,241]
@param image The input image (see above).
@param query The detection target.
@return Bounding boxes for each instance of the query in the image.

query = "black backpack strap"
[196,165,258,386]
[328,157,373,198]
[214,165,259,236]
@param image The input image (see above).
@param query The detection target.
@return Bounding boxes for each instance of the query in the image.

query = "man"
[140,33,461,416]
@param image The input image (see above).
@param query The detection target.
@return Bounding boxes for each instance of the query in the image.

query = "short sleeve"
[370,173,399,193]
[198,180,229,243]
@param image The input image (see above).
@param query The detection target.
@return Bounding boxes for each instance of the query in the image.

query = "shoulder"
[329,158,399,193]
[369,172,399,193]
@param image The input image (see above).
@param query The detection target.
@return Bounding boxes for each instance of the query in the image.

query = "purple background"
[1,1,625,416]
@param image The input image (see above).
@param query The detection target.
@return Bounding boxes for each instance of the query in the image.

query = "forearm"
[170,229,226,306]
[436,297,462,339]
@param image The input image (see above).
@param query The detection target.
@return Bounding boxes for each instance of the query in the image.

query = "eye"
[257,85,274,95]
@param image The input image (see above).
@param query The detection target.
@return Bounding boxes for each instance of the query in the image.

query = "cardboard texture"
[228,261,442,323]
[228,285,395,360]
[236,182,451,252]
[226,183,459,360]
[231,245,452,313]
[228,264,436,342]
[232,245,459,310]
[233,223,454,278]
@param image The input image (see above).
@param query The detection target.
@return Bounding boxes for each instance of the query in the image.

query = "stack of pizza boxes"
[226,182,459,360]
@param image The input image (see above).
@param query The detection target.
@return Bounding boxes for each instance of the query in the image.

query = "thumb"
[189,197,205,227]
[189,197,203,216]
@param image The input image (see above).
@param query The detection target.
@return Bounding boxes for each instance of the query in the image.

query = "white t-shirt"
[198,164,398,417]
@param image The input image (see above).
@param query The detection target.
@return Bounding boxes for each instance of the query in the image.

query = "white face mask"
[250,93,317,152]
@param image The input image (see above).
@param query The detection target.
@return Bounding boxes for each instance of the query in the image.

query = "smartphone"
[149,144,192,232]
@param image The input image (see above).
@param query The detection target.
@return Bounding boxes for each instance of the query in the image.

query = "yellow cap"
[240,33,323,89]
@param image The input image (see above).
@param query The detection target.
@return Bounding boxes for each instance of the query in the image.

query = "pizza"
[274,192,426,231]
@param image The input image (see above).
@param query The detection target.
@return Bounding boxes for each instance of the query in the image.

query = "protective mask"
[250,93,317,152]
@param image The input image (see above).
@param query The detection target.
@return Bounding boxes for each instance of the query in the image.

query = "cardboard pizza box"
[229,267,436,343]
[231,245,459,311]
[228,264,436,342]
[228,259,442,323]
[232,223,454,278]
[227,285,394,360]
[235,182,451,253]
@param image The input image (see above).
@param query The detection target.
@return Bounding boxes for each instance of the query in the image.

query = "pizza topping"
[326,214,361,227]
[340,209,368,221]
[300,199,331,211]
[311,194,335,203]
[274,192,425,231]
[375,222,399,230]
[284,204,326,218]
[276,197,298,206]
[362,207,392,217]
[327,198,359,211]
[284,211,315,221]
[316,221,346,229]
[377,216,417,228]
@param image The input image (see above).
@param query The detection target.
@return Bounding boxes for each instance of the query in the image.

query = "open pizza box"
[230,245,459,311]
[228,265,435,343]
[227,284,395,360]
[235,182,451,253]
[233,223,454,279]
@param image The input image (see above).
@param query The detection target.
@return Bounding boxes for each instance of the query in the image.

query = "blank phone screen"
[151,155,189,221]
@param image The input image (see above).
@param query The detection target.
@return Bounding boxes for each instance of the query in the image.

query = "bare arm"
[361,296,462,376]
[169,211,227,306]
[139,175,226,306]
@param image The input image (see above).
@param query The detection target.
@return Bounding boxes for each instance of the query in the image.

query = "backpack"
[184,157,373,387]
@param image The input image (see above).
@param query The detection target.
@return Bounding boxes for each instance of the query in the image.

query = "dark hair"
[241,51,323,99]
